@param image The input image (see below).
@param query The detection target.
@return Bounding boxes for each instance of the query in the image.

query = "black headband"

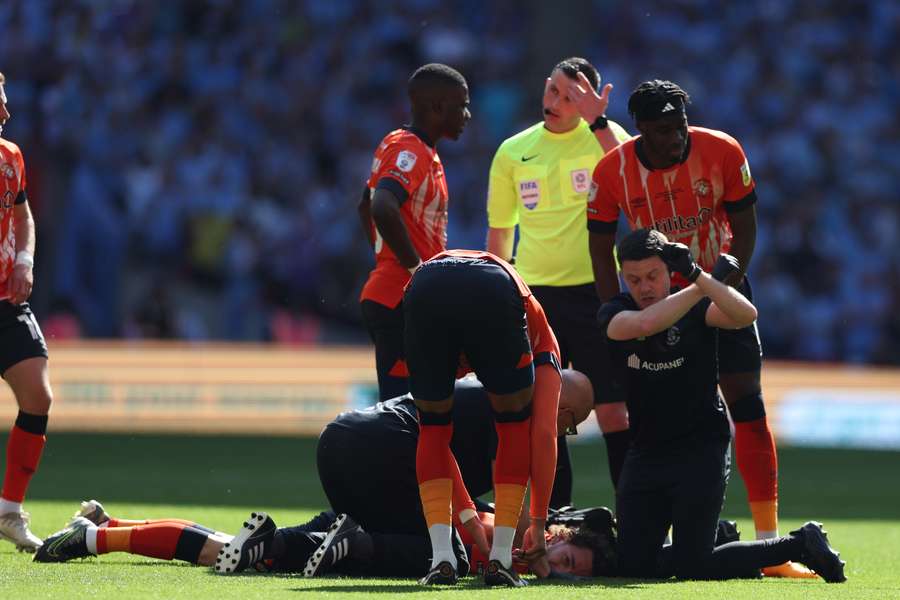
[633,97,686,122]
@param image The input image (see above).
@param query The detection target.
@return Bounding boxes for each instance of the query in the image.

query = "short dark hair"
[627,79,691,121]
[553,57,600,92]
[407,63,467,97]
[617,228,668,263]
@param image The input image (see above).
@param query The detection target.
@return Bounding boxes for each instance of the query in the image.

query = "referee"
[486,57,632,493]
[597,228,846,582]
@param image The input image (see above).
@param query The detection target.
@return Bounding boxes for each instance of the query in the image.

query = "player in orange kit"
[404,250,561,586]
[357,63,471,401]
[587,79,810,578]
[0,71,54,553]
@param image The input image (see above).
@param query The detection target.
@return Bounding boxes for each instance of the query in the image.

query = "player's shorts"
[0,301,49,377]
[717,277,763,374]
[360,299,408,401]
[532,283,620,405]
[403,256,534,401]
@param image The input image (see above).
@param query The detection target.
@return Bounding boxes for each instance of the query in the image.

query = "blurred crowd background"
[0,0,897,364]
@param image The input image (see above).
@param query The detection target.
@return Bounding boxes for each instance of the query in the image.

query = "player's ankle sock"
[733,408,778,537]
[488,525,516,568]
[427,523,457,569]
[98,523,210,563]
[750,500,779,539]
[0,498,22,514]
[602,429,630,488]
[2,412,48,504]
[85,525,99,554]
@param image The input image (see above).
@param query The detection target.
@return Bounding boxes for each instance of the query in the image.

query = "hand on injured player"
[515,519,551,578]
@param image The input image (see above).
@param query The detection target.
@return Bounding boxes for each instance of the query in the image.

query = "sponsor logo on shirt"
[653,207,712,236]
[519,180,540,210]
[661,102,676,113]
[0,163,14,179]
[396,150,417,173]
[627,353,685,371]
[571,169,590,194]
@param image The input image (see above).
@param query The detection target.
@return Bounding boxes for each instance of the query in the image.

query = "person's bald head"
[557,369,594,436]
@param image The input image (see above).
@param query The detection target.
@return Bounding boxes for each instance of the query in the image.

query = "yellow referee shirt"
[487,119,630,286]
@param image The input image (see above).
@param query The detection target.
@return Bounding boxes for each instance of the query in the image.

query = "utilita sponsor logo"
[627,354,685,371]
[653,207,711,236]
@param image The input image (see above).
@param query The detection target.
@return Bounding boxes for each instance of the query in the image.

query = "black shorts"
[403,257,534,401]
[360,299,409,401]
[532,284,619,405]
[0,301,48,377]
[718,277,763,374]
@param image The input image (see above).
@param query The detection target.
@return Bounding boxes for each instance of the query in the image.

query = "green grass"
[2,433,899,598]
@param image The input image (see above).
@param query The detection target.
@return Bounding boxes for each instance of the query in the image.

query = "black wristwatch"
[589,114,609,131]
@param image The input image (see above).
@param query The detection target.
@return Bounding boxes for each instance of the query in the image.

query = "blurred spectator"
[0,0,896,363]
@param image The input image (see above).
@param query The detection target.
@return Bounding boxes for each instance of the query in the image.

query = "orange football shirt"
[0,138,28,301]
[587,126,756,272]
[361,128,449,308]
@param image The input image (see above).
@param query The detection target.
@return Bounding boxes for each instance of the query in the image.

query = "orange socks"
[97,522,210,563]
[493,418,531,528]
[2,425,46,503]
[416,422,454,529]
[734,417,778,536]
[106,518,203,528]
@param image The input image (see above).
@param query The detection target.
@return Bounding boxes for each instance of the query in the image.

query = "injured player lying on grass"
[33,499,845,584]
[31,500,619,579]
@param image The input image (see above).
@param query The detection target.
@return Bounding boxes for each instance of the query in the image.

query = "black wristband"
[589,115,609,132]
[686,264,702,282]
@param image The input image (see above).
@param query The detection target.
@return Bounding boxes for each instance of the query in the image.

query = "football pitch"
[2,433,899,599]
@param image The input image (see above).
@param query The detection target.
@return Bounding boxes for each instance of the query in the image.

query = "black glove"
[711,254,741,282]
[661,242,701,282]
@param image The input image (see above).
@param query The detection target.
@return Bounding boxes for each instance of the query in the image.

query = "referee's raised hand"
[567,71,613,123]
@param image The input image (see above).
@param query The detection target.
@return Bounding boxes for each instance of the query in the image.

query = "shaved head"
[558,369,594,435]
[408,63,467,104]
[406,63,470,143]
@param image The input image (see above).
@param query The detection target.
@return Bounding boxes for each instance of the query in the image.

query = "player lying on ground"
[33,499,771,583]
[34,370,594,576]
[32,500,617,579]
[596,228,846,583]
